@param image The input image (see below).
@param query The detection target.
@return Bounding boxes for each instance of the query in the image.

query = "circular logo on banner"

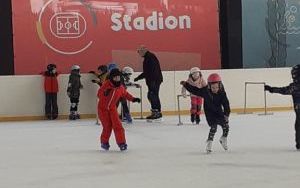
[36,0,96,55]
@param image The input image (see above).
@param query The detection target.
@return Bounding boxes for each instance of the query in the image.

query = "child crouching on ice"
[181,73,230,153]
[181,67,207,124]
[98,69,141,151]
[265,64,300,150]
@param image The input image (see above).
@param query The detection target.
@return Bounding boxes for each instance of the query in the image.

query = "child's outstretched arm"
[180,81,207,97]
[265,85,293,95]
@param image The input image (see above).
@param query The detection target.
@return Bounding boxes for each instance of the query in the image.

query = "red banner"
[12,0,221,74]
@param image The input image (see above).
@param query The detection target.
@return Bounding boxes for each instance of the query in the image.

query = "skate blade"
[146,118,163,123]
[206,150,212,154]
[219,141,228,151]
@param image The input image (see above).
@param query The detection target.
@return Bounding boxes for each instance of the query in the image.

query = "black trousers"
[147,82,161,112]
[207,119,229,141]
[295,109,300,147]
[120,98,130,115]
[45,93,58,118]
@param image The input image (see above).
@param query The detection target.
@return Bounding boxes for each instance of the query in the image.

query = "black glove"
[91,79,97,83]
[264,85,274,93]
[89,71,95,74]
[132,98,141,103]
[180,81,186,85]
[135,84,141,88]
[134,77,139,82]
[224,116,229,124]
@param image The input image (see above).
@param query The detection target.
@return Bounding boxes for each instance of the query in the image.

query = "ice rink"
[0,111,300,188]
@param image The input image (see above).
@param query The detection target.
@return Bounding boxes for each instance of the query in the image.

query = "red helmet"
[207,73,222,83]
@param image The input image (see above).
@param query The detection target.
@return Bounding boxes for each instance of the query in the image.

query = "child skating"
[265,64,300,150]
[98,68,141,151]
[67,65,83,120]
[181,67,207,124]
[181,73,230,153]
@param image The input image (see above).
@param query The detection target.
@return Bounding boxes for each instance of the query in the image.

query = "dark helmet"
[109,68,122,87]
[98,65,108,73]
[291,64,300,82]
[47,64,56,71]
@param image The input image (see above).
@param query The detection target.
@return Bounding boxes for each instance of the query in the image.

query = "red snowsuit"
[97,80,135,145]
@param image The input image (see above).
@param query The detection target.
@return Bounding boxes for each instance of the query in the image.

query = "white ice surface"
[0,112,300,188]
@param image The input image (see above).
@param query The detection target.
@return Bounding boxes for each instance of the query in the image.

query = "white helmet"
[71,65,80,71]
[122,66,134,75]
[190,67,201,74]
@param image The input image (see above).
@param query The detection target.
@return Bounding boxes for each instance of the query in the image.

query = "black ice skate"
[69,111,76,120]
[118,143,128,151]
[100,143,110,151]
[195,115,200,124]
[146,111,162,122]
[191,114,195,123]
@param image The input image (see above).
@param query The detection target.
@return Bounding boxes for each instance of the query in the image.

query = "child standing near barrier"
[41,64,59,120]
[67,65,83,120]
[98,68,141,151]
[181,73,231,153]
[181,67,207,124]
[89,65,109,86]
[265,64,300,150]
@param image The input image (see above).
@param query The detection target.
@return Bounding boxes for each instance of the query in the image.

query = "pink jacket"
[181,75,207,97]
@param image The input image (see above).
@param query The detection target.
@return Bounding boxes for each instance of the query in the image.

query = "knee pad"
[71,103,77,108]
[210,127,217,134]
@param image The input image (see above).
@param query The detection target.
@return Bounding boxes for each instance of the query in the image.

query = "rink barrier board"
[0,106,293,122]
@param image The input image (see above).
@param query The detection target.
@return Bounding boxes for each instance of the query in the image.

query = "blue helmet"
[107,63,118,72]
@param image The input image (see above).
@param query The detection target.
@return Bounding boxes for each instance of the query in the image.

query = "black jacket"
[67,71,83,99]
[183,83,231,125]
[135,51,163,85]
[267,82,300,109]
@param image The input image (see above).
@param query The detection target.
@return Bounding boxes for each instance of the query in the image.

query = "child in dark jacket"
[41,64,59,120]
[181,73,231,153]
[265,64,300,150]
[98,69,140,151]
[67,65,83,120]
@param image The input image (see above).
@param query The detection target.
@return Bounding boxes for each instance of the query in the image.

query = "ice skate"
[296,143,300,150]
[195,114,200,124]
[190,114,195,123]
[146,110,162,123]
[69,111,76,120]
[100,143,110,151]
[118,143,128,151]
[219,136,228,151]
[206,140,213,153]
[124,113,133,124]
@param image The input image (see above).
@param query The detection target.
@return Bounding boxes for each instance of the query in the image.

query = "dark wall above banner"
[0,0,14,75]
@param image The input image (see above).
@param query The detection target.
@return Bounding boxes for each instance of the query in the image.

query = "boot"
[219,136,228,150]
[206,140,213,153]
[69,111,76,120]
[118,143,128,151]
[195,115,200,124]
[100,143,110,151]
[124,113,133,124]
[190,114,195,123]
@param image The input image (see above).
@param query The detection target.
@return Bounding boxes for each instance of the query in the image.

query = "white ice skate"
[206,140,213,154]
[219,136,228,151]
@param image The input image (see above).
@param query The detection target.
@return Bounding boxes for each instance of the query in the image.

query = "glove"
[264,85,273,93]
[134,77,139,82]
[91,79,97,83]
[180,81,186,85]
[135,84,141,88]
[89,71,95,74]
[132,98,141,103]
[224,116,229,124]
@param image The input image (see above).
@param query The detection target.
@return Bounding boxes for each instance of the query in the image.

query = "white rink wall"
[0,68,294,118]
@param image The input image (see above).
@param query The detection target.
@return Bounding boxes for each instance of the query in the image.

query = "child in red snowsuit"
[41,64,59,120]
[97,69,140,151]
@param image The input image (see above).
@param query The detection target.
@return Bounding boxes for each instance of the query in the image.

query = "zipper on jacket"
[107,89,116,110]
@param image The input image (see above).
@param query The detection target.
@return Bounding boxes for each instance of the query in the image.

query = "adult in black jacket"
[181,73,230,153]
[134,46,163,120]
[265,64,300,150]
